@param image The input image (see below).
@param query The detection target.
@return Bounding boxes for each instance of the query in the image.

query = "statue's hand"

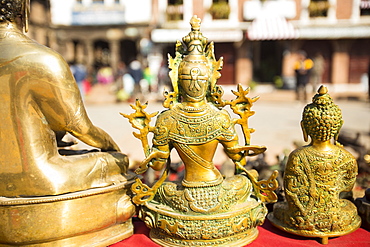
[135,165,148,174]
[57,140,77,147]
[235,161,244,174]
[228,145,266,157]
[235,161,259,179]
[135,150,169,174]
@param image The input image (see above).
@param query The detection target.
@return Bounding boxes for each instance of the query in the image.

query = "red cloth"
[110,218,370,247]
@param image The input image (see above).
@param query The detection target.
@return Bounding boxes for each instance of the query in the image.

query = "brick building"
[150,0,370,93]
[29,0,370,93]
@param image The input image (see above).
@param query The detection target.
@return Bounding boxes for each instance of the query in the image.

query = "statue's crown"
[166,16,223,108]
[182,16,208,56]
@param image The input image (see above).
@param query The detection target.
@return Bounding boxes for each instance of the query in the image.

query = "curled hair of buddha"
[0,0,23,22]
[302,85,343,142]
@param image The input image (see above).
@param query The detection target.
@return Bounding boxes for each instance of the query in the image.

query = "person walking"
[294,50,314,102]
[70,60,87,99]
[128,60,143,99]
[310,53,325,92]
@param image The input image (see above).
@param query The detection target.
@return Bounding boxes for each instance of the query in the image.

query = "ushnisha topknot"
[302,85,343,142]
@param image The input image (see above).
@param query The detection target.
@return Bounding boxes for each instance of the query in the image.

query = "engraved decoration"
[268,86,361,245]
[123,15,278,247]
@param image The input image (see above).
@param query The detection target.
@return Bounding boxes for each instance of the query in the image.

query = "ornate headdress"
[0,0,30,32]
[165,15,223,107]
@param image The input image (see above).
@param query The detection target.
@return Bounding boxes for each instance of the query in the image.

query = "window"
[167,0,183,21]
[360,0,370,16]
[209,0,230,19]
[92,0,104,4]
[309,0,329,17]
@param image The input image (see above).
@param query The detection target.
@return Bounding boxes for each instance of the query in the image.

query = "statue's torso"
[0,25,117,197]
[282,145,358,231]
[0,26,58,173]
[154,103,236,187]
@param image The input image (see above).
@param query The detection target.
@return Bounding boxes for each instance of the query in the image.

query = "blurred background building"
[28,0,370,93]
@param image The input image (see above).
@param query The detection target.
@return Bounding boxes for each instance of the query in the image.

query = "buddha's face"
[178,61,209,102]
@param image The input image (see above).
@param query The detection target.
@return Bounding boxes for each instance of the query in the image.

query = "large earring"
[301,121,309,142]
[22,0,30,33]
[334,119,343,144]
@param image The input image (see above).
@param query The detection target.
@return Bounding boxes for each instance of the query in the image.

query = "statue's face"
[179,62,209,101]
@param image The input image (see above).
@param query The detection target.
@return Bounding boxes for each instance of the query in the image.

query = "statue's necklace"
[178,103,207,113]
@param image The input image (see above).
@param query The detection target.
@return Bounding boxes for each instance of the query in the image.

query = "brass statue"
[0,1,135,246]
[268,86,361,244]
[123,16,278,246]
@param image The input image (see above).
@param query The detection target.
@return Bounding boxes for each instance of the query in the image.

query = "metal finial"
[318,85,328,95]
[190,15,201,31]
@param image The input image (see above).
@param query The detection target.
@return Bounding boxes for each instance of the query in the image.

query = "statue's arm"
[284,153,308,216]
[32,52,120,151]
[135,144,170,174]
[149,145,170,171]
[220,137,247,170]
[340,152,358,192]
[141,112,171,171]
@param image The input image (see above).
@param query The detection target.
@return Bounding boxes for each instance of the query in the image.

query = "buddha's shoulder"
[8,36,67,67]
[289,144,355,160]
[287,147,307,161]
[333,144,356,160]
[289,146,306,155]
[25,45,65,65]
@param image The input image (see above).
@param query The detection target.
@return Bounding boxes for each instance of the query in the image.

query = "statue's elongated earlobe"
[23,0,30,33]
[334,119,343,143]
[301,120,308,142]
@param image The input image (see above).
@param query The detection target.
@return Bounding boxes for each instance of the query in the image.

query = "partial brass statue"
[0,1,134,246]
[123,16,278,246]
[268,86,361,244]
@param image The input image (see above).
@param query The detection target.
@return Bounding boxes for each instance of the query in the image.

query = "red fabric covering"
[110,218,370,247]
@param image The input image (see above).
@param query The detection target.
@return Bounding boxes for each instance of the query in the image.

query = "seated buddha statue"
[268,86,361,244]
[0,1,134,245]
[124,16,278,247]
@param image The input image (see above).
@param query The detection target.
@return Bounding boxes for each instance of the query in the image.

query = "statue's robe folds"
[0,24,127,197]
[272,145,361,235]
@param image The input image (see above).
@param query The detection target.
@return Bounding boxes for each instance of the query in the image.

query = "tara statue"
[268,86,361,244]
[123,16,278,246]
[0,1,134,246]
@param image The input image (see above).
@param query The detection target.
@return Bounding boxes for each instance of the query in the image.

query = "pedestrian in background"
[128,60,143,99]
[70,60,87,99]
[310,53,325,92]
[294,50,314,102]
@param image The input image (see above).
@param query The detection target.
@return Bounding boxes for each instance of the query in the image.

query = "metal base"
[0,181,136,247]
[267,212,362,244]
[150,225,259,247]
[140,200,266,247]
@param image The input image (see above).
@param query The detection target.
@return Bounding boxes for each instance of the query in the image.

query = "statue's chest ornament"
[167,107,231,144]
